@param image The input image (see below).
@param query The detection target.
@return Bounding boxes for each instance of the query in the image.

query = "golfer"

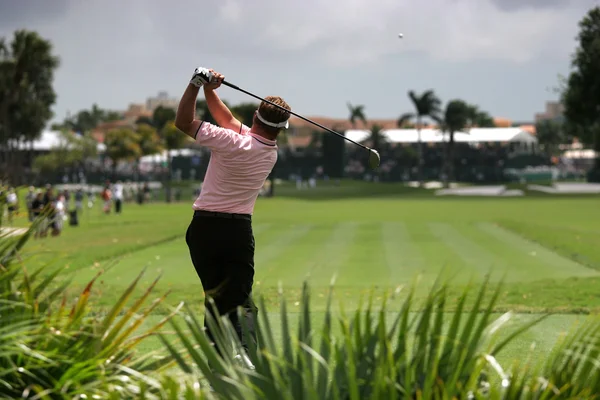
[175,67,291,364]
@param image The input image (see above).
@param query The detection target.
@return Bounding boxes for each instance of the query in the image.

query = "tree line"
[346,94,497,187]
[1,5,599,185]
[41,100,262,199]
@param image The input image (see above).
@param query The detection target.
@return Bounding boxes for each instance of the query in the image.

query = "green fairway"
[18,182,600,310]
[14,181,600,367]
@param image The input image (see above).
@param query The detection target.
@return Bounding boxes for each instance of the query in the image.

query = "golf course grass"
[10,180,600,367]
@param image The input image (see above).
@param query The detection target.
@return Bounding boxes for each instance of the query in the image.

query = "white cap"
[256,110,289,129]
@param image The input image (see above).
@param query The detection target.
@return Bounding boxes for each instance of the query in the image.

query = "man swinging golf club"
[175,67,291,367]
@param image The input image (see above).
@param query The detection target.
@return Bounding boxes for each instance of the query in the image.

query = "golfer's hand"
[203,69,224,90]
[190,67,215,88]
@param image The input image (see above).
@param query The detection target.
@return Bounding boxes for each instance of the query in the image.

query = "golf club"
[221,80,381,169]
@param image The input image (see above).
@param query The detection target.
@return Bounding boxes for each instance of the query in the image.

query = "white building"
[146,91,179,112]
[344,127,538,152]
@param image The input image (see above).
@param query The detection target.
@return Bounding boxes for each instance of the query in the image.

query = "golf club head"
[368,149,380,169]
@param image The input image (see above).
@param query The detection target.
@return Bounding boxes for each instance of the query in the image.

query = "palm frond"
[397,113,414,127]
[0,227,175,399]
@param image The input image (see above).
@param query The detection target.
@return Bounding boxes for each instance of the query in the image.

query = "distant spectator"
[53,194,66,236]
[113,180,124,214]
[62,189,70,205]
[31,191,45,238]
[101,186,112,214]
[6,188,18,225]
[25,186,35,222]
[87,188,95,209]
[143,183,150,202]
[137,184,144,204]
[42,185,53,207]
[74,187,84,213]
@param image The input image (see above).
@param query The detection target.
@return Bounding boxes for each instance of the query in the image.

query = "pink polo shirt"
[192,121,278,215]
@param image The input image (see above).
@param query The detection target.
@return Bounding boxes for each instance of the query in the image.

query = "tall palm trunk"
[416,116,424,187]
[136,159,142,183]
[449,135,456,185]
[268,176,275,197]
[443,133,455,189]
[165,151,173,203]
[594,126,600,169]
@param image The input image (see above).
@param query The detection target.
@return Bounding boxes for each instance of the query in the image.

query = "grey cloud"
[0,0,591,124]
[490,0,595,12]
[0,0,71,26]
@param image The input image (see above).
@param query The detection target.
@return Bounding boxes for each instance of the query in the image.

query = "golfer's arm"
[175,84,202,139]
[203,87,242,132]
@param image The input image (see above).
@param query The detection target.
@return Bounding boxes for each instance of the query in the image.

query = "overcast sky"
[0,0,598,124]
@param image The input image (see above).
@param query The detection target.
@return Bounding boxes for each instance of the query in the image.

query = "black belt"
[194,209,251,221]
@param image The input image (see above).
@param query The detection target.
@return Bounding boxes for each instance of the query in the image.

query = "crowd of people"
[0,180,160,239]
[0,185,75,237]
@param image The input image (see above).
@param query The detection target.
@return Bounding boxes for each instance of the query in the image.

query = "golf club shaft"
[221,80,371,151]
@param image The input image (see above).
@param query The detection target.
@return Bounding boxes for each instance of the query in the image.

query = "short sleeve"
[239,124,251,136]
[194,121,240,151]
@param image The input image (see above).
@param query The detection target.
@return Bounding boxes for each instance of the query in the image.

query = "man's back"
[193,123,277,215]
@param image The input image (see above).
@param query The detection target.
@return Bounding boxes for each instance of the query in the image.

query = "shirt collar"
[249,132,277,147]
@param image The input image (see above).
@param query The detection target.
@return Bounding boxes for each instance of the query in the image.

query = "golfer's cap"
[256,110,289,129]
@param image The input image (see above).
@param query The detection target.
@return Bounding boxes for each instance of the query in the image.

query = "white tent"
[139,148,202,163]
[562,149,597,159]
[14,130,106,152]
[344,127,537,145]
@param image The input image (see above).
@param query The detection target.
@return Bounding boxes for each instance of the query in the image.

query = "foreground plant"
[0,223,177,399]
[161,274,550,399]
[499,313,600,399]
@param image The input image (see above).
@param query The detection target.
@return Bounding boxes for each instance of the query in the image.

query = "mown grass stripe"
[302,222,359,286]
[338,222,389,288]
[254,224,313,271]
[427,222,502,281]
[476,222,599,277]
[256,223,344,287]
[404,222,472,285]
[382,222,423,285]
[454,221,585,282]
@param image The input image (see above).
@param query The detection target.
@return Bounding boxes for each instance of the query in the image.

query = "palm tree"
[397,90,442,186]
[369,124,386,153]
[267,128,293,198]
[368,124,387,177]
[435,100,470,188]
[136,123,163,181]
[89,104,106,126]
[535,119,565,157]
[152,106,176,131]
[0,30,59,184]
[104,128,142,179]
[161,121,190,202]
[466,105,495,128]
[347,103,367,129]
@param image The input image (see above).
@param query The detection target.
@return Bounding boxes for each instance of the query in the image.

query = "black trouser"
[115,199,122,213]
[185,210,258,357]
